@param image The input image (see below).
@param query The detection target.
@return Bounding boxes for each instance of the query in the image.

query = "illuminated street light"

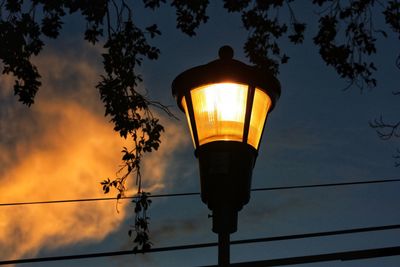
[172,46,281,266]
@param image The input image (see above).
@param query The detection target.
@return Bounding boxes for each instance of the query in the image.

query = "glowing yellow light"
[198,83,247,122]
[248,88,272,148]
[190,83,248,145]
[181,83,272,149]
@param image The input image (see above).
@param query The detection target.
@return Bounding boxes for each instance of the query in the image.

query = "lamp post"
[172,46,281,266]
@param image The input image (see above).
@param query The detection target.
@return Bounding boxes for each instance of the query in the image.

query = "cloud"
[0,99,129,260]
[0,73,14,98]
[0,46,188,261]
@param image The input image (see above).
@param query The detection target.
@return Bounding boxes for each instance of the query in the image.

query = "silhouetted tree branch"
[394,148,400,167]
[370,115,400,140]
[370,115,400,166]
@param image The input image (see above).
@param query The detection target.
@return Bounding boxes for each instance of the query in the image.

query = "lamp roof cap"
[172,46,281,111]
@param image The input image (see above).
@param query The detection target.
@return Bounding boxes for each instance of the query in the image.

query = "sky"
[0,1,400,267]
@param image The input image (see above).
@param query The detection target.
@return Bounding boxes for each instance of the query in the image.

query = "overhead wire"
[1,223,399,265]
[0,178,399,265]
[0,177,399,207]
[203,246,400,267]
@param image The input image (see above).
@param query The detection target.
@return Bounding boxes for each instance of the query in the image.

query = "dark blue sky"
[0,1,399,266]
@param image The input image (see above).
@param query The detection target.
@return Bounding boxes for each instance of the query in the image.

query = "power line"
[202,246,400,267]
[251,178,400,192]
[1,177,399,207]
[1,223,399,265]
[230,224,400,246]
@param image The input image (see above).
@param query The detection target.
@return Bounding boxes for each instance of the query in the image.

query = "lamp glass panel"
[247,88,272,149]
[181,97,196,147]
[190,83,248,146]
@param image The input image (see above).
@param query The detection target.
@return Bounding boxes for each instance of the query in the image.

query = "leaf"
[281,54,289,64]
[145,24,161,38]
[100,178,110,185]
[84,26,103,44]
[41,14,63,38]
[143,0,166,9]
[143,243,151,251]
[223,0,251,12]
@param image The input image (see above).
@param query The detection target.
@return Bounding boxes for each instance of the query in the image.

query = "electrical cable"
[1,223,399,265]
[1,177,399,207]
[202,246,400,267]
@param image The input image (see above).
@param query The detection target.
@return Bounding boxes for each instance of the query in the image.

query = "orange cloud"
[0,99,130,260]
[0,73,14,98]
[0,47,188,261]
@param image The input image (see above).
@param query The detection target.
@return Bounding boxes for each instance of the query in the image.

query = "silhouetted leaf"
[143,0,166,9]
[171,0,209,36]
[223,0,251,12]
[146,24,161,38]
[281,54,289,64]
[41,14,63,38]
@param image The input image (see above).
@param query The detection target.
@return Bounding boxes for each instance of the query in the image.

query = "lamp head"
[172,46,281,233]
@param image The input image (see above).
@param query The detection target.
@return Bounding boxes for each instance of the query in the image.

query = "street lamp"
[172,46,281,266]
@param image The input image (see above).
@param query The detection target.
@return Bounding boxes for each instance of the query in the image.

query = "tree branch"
[394,148,400,167]
[370,115,400,140]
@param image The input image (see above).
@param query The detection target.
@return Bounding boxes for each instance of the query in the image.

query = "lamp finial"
[218,46,234,60]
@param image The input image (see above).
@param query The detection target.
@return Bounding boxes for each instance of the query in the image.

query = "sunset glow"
[0,51,185,261]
